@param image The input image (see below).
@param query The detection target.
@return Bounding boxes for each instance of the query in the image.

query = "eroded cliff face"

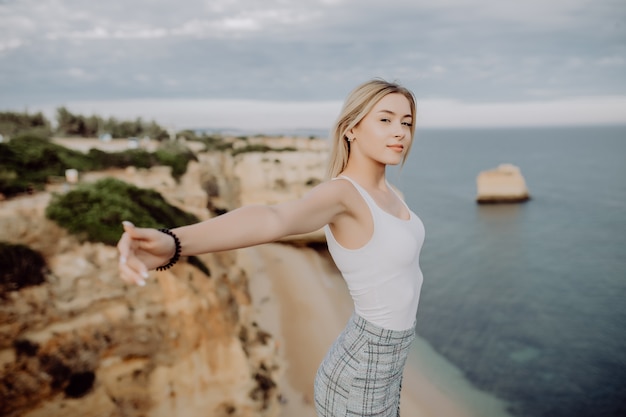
[0,137,328,417]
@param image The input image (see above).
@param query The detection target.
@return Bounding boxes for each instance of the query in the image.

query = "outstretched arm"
[118,180,348,285]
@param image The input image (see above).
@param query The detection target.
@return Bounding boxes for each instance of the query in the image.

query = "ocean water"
[391,126,626,417]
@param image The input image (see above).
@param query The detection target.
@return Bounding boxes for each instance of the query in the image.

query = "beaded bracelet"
[156,228,181,271]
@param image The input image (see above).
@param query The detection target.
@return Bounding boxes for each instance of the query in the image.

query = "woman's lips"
[387,144,404,152]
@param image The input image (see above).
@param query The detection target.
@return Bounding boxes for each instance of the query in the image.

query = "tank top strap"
[335,175,412,218]
[334,175,380,214]
[385,179,412,213]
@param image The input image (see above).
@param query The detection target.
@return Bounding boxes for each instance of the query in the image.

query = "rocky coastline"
[1,136,485,417]
[0,136,329,417]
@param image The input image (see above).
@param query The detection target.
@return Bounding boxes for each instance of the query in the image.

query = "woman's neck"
[341,159,388,190]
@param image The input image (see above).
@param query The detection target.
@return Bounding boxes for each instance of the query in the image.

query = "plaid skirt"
[314,313,416,417]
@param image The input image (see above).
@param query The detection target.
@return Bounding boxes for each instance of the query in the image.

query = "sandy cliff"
[0,136,328,417]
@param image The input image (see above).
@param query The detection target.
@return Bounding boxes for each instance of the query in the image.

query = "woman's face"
[349,93,413,167]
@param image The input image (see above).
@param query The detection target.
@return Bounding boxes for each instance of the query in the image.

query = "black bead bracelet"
[156,228,181,271]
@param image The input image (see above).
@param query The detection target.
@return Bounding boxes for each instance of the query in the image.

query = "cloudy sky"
[1,0,625,131]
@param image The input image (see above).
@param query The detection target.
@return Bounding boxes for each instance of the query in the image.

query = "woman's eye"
[402,122,413,127]
[380,118,390,123]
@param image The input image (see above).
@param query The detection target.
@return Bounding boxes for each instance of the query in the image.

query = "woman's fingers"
[119,254,150,286]
[118,221,152,286]
[117,231,132,264]
[118,221,142,263]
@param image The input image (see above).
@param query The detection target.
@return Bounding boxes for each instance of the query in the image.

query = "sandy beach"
[239,243,474,417]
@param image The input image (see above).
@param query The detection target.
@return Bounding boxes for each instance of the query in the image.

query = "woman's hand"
[117,221,176,286]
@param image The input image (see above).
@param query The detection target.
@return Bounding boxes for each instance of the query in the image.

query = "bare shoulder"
[305,177,367,220]
[307,178,359,203]
[294,178,362,217]
[268,178,359,235]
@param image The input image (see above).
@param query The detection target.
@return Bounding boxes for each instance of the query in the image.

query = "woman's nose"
[394,123,405,138]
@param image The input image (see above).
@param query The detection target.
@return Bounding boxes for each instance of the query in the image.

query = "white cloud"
[67,67,88,78]
[0,0,624,123]
[34,3,324,42]
[46,27,107,40]
[218,17,260,31]
[596,56,626,67]
[0,39,23,53]
[415,0,597,28]
[172,19,212,37]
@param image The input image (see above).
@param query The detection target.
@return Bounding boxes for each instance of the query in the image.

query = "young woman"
[117,79,425,417]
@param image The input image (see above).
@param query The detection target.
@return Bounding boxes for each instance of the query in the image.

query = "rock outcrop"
[0,136,328,417]
[476,163,530,204]
[232,139,328,244]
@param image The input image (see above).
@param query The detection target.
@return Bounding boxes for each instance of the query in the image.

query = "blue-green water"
[392,126,626,417]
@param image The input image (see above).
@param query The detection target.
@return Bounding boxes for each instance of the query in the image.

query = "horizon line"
[3,95,626,132]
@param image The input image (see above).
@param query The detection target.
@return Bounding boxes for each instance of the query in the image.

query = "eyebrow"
[377,109,412,119]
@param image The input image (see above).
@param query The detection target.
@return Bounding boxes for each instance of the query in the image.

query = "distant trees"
[55,107,92,137]
[55,107,169,140]
[0,111,52,138]
[0,108,170,140]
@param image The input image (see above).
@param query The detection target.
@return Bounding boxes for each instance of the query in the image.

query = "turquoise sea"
[391,126,626,417]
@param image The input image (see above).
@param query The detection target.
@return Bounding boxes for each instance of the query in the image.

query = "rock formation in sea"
[0,136,328,417]
[476,163,531,204]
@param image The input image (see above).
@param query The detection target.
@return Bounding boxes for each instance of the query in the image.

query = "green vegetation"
[175,129,233,152]
[0,111,52,138]
[55,107,169,139]
[0,108,169,140]
[46,178,198,245]
[86,148,153,170]
[153,140,198,178]
[0,135,197,197]
[0,135,93,196]
[231,144,297,157]
[0,242,47,298]
[45,178,209,275]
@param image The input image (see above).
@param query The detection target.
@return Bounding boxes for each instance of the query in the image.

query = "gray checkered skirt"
[314,313,416,417]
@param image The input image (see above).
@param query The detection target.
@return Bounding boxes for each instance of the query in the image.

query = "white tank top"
[324,176,425,331]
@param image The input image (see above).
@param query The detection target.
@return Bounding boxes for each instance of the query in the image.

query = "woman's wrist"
[156,228,181,271]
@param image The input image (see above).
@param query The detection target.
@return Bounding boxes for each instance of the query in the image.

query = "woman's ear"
[346,126,357,142]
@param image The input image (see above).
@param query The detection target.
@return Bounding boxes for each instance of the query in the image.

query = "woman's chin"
[383,157,404,166]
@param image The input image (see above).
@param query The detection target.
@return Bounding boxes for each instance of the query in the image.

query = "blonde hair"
[326,79,417,179]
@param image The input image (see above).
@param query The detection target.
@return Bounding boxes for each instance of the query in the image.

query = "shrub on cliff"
[1,136,197,198]
[87,143,196,180]
[0,242,47,298]
[231,144,297,157]
[174,130,234,152]
[87,148,154,170]
[154,141,198,179]
[0,135,94,196]
[45,178,200,246]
